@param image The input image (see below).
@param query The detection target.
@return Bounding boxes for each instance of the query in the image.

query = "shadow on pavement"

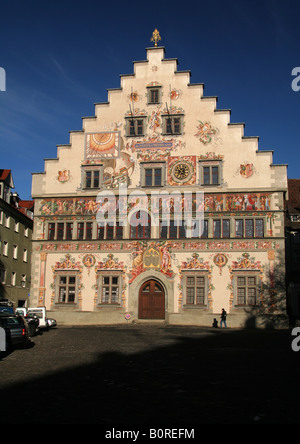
[0,326,299,424]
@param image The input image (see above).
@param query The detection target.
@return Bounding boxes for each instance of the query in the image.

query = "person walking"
[220,308,227,328]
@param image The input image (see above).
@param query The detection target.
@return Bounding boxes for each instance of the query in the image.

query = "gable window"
[141,162,165,187]
[147,86,161,104]
[162,115,183,135]
[82,168,101,189]
[200,163,220,185]
[125,117,146,137]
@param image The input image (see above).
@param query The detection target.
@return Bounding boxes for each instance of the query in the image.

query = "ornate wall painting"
[169,88,182,101]
[240,163,253,178]
[85,131,121,159]
[212,253,229,275]
[57,170,70,183]
[195,121,223,146]
[167,156,196,186]
[128,241,173,283]
[102,151,136,189]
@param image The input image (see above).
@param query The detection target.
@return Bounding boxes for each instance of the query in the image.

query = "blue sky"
[0,0,299,199]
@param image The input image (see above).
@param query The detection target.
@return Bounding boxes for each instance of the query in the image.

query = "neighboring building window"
[0,267,6,284]
[236,275,258,306]
[147,86,161,104]
[21,274,26,288]
[5,214,10,228]
[184,273,207,306]
[235,219,264,238]
[3,241,8,256]
[130,211,151,239]
[23,249,28,263]
[13,245,18,259]
[57,275,77,304]
[213,219,230,238]
[97,273,122,305]
[24,227,29,237]
[125,117,146,137]
[162,115,183,135]
[14,221,19,232]
[11,271,16,287]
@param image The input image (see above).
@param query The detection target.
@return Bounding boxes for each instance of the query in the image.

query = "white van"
[27,307,48,329]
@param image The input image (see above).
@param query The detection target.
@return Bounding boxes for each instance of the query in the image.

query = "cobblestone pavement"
[0,324,299,424]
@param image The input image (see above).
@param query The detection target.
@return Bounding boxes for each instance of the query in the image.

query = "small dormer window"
[147,86,161,104]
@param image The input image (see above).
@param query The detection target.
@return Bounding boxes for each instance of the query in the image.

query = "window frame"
[140,162,166,187]
[234,273,259,307]
[199,161,221,186]
[182,271,208,308]
[55,273,79,305]
[125,116,146,137]
[162,114,183,135]
[97,272,122,306]
[147,86,162,105]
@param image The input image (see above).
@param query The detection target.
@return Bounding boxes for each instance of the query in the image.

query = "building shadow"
[0,325,299,424]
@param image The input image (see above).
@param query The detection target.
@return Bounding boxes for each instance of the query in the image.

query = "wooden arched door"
[138,279,165,319]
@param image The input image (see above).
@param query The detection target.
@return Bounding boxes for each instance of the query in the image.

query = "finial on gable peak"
[150,28,161,47]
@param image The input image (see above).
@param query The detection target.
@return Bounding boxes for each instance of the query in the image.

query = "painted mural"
[39,192,272,216]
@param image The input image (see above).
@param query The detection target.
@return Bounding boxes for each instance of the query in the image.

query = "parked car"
[27,307,48,330]
[0,299,15,315]
[0,313,31,348]
[47,318,57,328]
[16,308,40,336]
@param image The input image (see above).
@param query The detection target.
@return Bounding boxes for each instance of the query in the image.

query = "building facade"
[285,179,300,324]
[31,42,288,327]
[0,169,33,307]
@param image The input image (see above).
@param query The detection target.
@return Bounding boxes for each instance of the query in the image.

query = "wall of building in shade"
[30,45,288,327]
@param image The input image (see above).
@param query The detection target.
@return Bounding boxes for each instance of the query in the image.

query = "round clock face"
[172,161,192,183]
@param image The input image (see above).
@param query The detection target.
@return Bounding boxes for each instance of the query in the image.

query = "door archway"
[138,279,165,319]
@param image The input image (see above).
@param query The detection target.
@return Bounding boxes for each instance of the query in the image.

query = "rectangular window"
[202,165,219,185]
[66,223,73,240]
[160,220,185,239]
[147,87,161,104]
[186,275,206,305]
[23,249,28,262]
[77,222,84,240]
[57,223,64,240]
[86,222,93,240]
[235,219,265,238]
[11,271,16,287]
[13,245,18,259]
[3,241,8,256]
[48,223,55,240]
[84,169,100,188]
[126,118,146,137]
[145,168,162,186]
[163,115,182,135]
[237,275,257,306]
[58,275,77,303]
[235,220,244,238]
[99,275,120,304]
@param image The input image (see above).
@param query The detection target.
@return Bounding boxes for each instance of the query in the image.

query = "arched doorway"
[138,279,165,319]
